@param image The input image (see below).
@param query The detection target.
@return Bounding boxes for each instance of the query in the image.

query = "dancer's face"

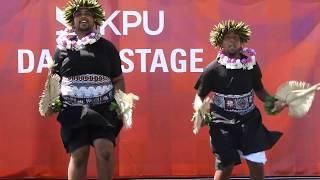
[73,8,95,33]
[221,31,242,56]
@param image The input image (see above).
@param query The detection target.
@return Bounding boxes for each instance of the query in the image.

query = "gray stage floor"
[2,177,320,180]
[125,177,320,180]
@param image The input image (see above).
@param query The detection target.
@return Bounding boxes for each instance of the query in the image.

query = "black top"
[52,38,123,132]
[53,38,122,78]
[194,60,263,98]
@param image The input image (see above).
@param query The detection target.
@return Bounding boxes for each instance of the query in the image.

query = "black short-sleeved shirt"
[194,60,263,98]
[53,38,122,106]
[52,38,123,132]
[53,38,122,78]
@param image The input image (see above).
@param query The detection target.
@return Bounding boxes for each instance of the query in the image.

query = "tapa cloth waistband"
[212,90,255,115]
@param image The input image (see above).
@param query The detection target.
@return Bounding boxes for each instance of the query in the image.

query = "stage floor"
[2,177,320,180]
[126,177,320,180]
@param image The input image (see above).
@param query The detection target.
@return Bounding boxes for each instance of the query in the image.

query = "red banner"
[0,0,320,178]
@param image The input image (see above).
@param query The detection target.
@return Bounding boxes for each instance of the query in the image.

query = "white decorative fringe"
[191,95,211,134]
[114,90,139,128]
[39,73,61,117]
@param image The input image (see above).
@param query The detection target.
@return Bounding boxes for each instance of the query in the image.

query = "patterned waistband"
[212,90,255,115]
[61,74,114,106]
[63,74,111,83]
[62,93,113,106]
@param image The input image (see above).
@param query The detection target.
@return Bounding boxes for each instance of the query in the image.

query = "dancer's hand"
[272,100,287,113]
[201,119,207,127]
[44,106,56,117]
[264,96,286,115]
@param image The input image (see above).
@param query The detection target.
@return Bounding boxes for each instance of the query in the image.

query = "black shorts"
[57,103,123,153]
[209,107,282,169]
[60,125,116,153]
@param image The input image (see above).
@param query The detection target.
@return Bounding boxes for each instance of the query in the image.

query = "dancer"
[194,20,285,180]
[41,0,125,179]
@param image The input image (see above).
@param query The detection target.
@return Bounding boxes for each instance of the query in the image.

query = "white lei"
[217,48,256,70]
[56,28,102,51]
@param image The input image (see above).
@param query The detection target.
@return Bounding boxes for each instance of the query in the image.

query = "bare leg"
[94,138,115,180]
[246,160,264,180]
[214,164,234,180]
[68,146,90,180]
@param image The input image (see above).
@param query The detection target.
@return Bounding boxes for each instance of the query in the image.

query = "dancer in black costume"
[52,0,124,179]
[194,20,285,180]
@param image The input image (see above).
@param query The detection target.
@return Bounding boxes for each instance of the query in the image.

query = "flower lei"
[56,28,102,51]
[217,48,256,70]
